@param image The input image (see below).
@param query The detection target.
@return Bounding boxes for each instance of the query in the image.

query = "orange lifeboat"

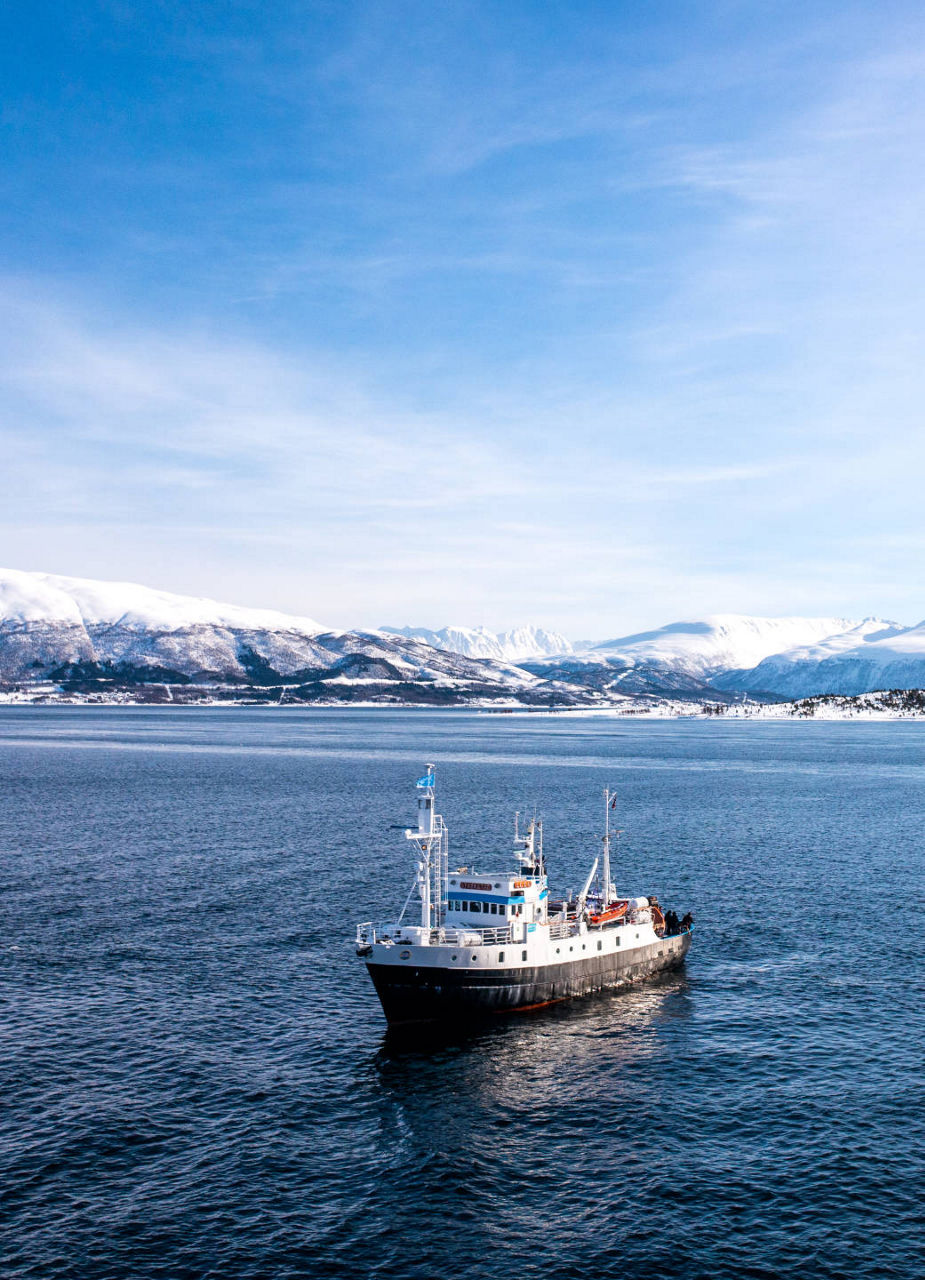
[589,899,628,926]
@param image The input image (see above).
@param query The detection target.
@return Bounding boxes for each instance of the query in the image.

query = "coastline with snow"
[4,685,925,720]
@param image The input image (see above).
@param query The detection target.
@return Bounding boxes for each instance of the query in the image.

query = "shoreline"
[2,693,925,721]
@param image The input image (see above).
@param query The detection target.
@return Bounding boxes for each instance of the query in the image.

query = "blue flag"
[416,772,435,788]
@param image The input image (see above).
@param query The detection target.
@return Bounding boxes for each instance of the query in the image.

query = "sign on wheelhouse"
[354,765,693,1027]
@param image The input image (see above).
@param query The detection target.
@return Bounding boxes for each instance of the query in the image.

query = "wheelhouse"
[445,874,548,924]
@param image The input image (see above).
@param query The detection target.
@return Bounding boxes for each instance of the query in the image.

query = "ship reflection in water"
[368,971,697,1258]
[374,970,694,1104]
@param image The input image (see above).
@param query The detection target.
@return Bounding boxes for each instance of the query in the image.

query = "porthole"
[471,954,477,961]
[451,954,457,961]
[399,949,410,960]
[597,940,602,952]
[556,947,560,954]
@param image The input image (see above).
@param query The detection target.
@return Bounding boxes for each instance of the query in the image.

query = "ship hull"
[366,930,691,1026]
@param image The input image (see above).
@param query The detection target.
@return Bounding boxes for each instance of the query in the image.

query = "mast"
[602,786,612,906]
[406,763,445,937]
[515,816,542,876]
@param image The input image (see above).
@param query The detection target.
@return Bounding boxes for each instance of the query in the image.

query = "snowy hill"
[0,568,555,701]
[712,618,925,697]
[0,568,326,636]
[380,624,573,662]
[0,568,331,681]
[587,615,866,680]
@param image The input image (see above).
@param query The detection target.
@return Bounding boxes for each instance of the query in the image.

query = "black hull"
[367,930,692,1026]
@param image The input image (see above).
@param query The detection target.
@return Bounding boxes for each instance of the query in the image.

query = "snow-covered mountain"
[0,569,547,699]
[712,618,924,697]
[587,615,867,680]
[0,568,330,681]
[6,571,925,703]
[380,624,573,662]
[578,612,925,698]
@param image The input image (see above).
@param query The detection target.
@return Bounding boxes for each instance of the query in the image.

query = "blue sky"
[2,0,925,636]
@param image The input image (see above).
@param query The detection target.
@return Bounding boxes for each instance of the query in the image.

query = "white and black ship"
[355,766,693,1026]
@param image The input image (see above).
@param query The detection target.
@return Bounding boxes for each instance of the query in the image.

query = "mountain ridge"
[587,614,871,678]
[379,623,573,662]
[711,617,925,697]
[0,568,591,706]
[4,568,925,702]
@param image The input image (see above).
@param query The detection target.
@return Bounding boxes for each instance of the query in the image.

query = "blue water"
[1,708,922,1280]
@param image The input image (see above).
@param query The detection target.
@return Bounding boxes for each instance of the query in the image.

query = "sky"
[2,0,925,638]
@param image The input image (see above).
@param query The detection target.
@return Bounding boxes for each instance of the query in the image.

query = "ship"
[355,765,693,1026]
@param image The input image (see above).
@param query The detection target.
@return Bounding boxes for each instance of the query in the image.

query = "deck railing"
[356,921,516,947]
[358,919,588,948]
[431,925,512,945]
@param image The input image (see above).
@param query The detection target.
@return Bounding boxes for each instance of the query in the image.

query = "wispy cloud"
[0,278,809,628]
[4,5,925,633]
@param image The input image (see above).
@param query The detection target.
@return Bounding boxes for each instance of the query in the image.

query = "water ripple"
[1,709,922,1280]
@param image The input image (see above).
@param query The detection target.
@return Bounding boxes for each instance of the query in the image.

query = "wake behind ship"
[355,766,692,1026]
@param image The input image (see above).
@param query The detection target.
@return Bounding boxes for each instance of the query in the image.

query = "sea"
[0,707,922,1280]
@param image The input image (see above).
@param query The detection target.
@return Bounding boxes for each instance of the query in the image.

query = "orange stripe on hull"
[502,996,570,1014]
